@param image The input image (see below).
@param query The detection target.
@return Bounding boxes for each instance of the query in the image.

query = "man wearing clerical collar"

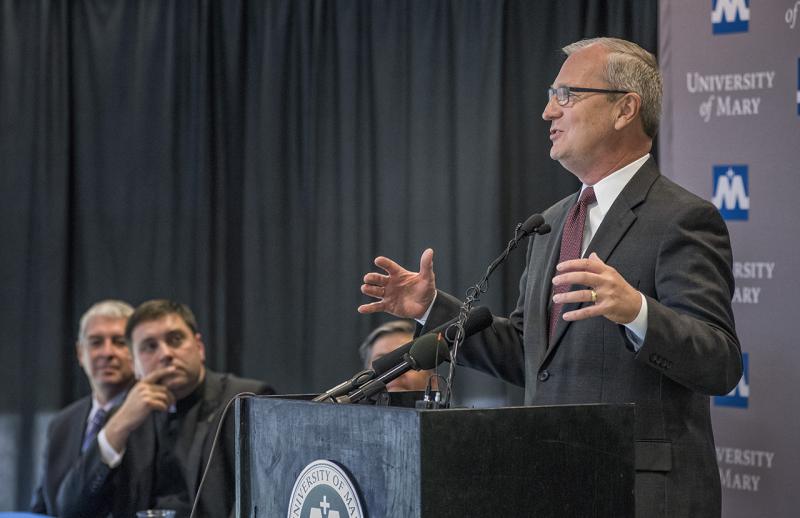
[56,299,274,518]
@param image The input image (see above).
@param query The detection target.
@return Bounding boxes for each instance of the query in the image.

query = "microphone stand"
[442,217,549,407]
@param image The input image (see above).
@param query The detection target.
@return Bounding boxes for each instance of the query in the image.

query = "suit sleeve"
[30,405,79,515]
[29,487,46,514]
[636,200,742,395]
[421,235,535,387]
[29,441,49,513]
[424,291,526,387]
[54,440,116,518]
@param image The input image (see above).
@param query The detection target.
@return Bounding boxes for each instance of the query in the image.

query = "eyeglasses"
[547,86,630,106]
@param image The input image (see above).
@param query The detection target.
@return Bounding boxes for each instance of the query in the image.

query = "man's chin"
[163,376,187,391]
[164,374,200,399]
[96,370,124,383]
[96,375,133,392]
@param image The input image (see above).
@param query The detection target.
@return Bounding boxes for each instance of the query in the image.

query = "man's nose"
[155,341,174,365]
[98,339,116,356]
[542,95,562,120]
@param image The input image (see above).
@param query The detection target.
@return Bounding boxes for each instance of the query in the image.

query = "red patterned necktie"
[549,186,596,341]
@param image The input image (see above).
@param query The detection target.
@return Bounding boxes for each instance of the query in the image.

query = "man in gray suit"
[358,38,741,517]
[31,299,136,515]
[55,299,274,517]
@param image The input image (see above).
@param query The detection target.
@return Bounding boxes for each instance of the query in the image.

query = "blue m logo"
[712,0,750,34]
[712,165,749,221]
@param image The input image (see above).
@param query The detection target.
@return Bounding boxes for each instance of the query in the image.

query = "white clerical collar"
[580,154,650,216]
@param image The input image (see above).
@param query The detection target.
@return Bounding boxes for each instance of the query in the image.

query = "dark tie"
[81,408,108,453]
[549,186,596,341]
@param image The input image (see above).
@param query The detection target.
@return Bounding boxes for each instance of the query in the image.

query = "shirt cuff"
[97,428,125,468]
[415,291,438,326]
[623,292,648,351]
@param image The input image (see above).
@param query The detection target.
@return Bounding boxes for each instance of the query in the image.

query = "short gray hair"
[77,300,134,342]
[358,320,416,368]
[563,37,662,139]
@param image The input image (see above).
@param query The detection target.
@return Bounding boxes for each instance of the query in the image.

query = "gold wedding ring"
[590,289,597,303]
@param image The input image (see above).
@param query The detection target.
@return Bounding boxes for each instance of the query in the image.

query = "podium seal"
[287,459,365,518]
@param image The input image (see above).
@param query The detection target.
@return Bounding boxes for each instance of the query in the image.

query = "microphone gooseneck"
[321,214,547,406]
[442,213,548,406]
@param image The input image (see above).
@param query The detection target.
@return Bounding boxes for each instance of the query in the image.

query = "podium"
[235,396,634,517]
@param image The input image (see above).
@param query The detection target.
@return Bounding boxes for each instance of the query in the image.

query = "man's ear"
[195,333,206,363]
[613,92,642,130]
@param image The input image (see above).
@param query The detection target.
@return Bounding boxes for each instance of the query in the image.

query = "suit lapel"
[49,398,91,504]
[69,398,92,459]
[543,158,659,365]
[585,158,657,261]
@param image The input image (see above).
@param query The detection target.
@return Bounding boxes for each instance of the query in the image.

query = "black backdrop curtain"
[0,0,657,509]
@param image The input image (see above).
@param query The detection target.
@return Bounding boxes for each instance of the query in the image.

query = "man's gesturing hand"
[358,248,437,319]
[552,252,642,325]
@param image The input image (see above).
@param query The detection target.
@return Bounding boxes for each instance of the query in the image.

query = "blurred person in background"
[31,300,135,515]
[359,319,437,392]
[55,299,275,518]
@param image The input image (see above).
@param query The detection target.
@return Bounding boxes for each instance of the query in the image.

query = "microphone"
[514,214,550,241]
[371,306,493,376]
[313,309,490,403]
[484,213,550,280]
[536,223,551,235]
[336,333,450,404]
[312,368,376,402]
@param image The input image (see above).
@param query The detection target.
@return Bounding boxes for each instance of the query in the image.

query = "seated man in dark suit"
[55,299,274,518]
[31,299,136,515]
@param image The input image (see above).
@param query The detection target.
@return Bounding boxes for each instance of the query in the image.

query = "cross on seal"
[319,495,331,515]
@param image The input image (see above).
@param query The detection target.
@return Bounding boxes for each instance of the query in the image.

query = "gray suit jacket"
[30,396,92,515]
[425,158,742,517]
[54,370,273,518]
